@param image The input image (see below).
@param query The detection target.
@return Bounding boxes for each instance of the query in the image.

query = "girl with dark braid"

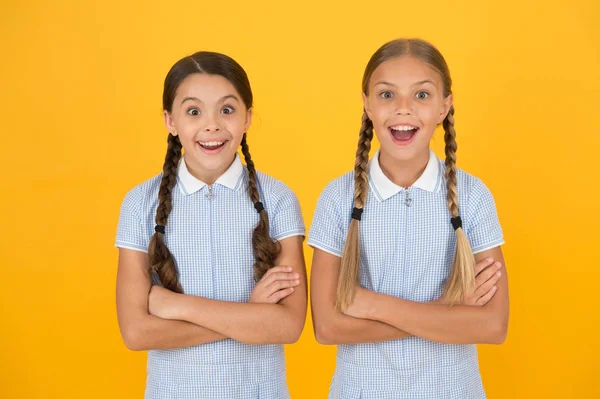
[115,52,306,399]
[309,39,508,398]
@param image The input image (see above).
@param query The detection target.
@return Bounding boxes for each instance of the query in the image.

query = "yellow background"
[1,0,599,398]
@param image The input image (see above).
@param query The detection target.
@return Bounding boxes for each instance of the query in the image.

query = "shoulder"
[456,168,495,205]
[318,170,355,201]
[446,166,499,220]
[254,170,305,237]
[438,160,494,204]
[455,168,490,197]
[120,173,163,213]
[254,170,298,202]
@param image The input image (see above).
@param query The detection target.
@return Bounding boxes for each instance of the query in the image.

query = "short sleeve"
[465,178,505,254]
[268,183,305,241]
[307,180,346,257]
[115,186,149,253]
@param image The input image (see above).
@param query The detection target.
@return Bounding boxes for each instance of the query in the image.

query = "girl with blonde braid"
[309,39,508,398]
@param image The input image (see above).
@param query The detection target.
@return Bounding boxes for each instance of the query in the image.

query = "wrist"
[172,293,190,321]
[366,290,383,321]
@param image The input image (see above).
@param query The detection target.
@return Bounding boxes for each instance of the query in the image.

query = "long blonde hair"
[336,39,474,310]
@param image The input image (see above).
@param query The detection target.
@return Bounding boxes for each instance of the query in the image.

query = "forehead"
[175,73,239,100]
[369,56,443,88]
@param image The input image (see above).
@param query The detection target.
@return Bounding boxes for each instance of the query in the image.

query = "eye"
[379,91,394,99]
[221,106,235,115]
[187,108,200,116]
[416,91,429,100]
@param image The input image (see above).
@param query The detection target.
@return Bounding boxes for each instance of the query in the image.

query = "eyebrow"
[373,79,436,88]
[181,94,240,105]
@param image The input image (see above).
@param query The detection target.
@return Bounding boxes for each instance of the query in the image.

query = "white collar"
[177,153,244,195]
[369,149,442,201]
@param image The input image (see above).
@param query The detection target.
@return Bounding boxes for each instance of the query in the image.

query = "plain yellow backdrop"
[1,0,599,398]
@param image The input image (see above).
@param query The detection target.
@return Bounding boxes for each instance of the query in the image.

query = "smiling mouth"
[197,140,227,150]
[389,125,419,142]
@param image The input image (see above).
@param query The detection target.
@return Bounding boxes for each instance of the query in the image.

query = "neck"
[378,149,430,189]
[183,155,236,185]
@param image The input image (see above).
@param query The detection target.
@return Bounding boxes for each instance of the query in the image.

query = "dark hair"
[149,52,279,293]
[337,39,474,309]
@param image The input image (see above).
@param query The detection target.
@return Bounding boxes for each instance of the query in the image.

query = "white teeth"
[199,141,225,147]
[391,126,418,131]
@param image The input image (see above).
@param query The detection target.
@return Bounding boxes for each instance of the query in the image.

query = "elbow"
[121,326,147,351]
[486,317,509,345]
[276,307,306,344]
[285,323,305,344]
[314,320,337,345]
[270,322,304,345]
[280,331,302,345]
[276,318,306,344]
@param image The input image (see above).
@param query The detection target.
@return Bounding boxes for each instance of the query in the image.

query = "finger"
[268,287,295,303]
[260,267,295,284]
[476,286,498,306]
[264,278,300,295]
[475,262,502,287]
[474,258,494,276]
[474,271,501,298]
[262,265,293,280]
[261,271,300,287]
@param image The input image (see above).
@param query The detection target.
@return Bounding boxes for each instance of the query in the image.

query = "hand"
[148,285,182,320]
[249,265,300,304]
[440,258,502,306]
[342,286,372,319]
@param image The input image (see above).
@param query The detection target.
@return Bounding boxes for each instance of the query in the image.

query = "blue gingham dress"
[116,156,305,399]
[308,150,504,399]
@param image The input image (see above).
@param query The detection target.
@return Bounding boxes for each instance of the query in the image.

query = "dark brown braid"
[150,51,256,292]
[148,133,183,293]
[240,133,281,281]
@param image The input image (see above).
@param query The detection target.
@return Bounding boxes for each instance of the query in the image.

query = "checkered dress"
[116,156,305,399]
[308,151,504,399]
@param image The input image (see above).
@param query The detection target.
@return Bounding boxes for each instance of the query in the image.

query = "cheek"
[228,115,248,132]
[369,107,391,139]
[371,101,392,117]
[178,125,199,141]
[422,101,445,121]
[224,117,248,143]
[369,104,394,129]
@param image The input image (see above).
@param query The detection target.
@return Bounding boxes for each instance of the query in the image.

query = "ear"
[438,94,453,124]
[362,93,373,120]
[244,107,253,132]
[163,110,177,136]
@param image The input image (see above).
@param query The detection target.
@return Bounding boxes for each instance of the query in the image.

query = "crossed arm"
[310,246,508,345]
[116,236,307,350]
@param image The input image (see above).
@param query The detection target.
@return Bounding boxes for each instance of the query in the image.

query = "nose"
[395,96,413,116]
[203,113,221,132]
[203,124,221,132]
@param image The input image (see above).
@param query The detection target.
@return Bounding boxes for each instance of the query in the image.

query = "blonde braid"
[337,111,373,310]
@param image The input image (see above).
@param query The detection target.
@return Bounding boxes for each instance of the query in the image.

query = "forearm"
[315,293,449,345]
[315,311,411,345]
[122,314,226,351]
[175,296,302,345]
[369,293,506,344]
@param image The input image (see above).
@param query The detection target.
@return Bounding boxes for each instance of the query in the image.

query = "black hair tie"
[254,201,264,213]
[450,216,462,231]
[154,225,166,234]
[351,207,364,221]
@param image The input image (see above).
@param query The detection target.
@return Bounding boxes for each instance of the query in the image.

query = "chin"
[381,144,422,161]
